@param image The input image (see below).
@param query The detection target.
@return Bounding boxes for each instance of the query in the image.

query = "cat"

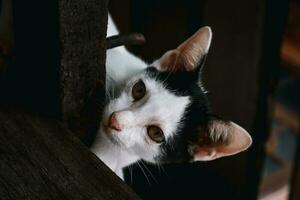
[91,15,252,179]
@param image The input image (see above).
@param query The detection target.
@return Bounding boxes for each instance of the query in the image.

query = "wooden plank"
[0,110,141,200]
[59,0,108,143]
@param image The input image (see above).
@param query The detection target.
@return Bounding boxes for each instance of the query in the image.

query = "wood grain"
[0,110,141,200]
[59,0,108,143]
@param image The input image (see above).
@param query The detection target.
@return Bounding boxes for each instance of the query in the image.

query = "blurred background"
[108,0,300,199]
[1,0,300,199]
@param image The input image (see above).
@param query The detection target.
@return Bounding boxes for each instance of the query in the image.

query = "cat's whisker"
[156,162,168,177]
[158,162,168,177]
[156,163,161,173]
[95,101,104,108]
[140,160,157,183]
[161,165,169,177]
[136,161,151,185]
[168,139,176,152]
[106,75,119,100]
[129,165,133,185]
[159,164,165,175]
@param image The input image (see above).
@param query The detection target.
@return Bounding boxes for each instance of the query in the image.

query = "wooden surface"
[59,0,107,143]
[0,110,140,200]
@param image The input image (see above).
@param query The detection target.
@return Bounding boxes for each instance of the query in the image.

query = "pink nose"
[108,112,121,131]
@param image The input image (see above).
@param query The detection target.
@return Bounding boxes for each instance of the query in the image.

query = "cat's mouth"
[102,122,117,136]
[102,124,122,145]
[101,117,124,146]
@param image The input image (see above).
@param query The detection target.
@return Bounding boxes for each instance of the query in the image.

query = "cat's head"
[102,27,252,163]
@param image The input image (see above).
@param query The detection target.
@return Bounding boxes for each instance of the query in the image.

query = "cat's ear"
[153,26,212,72]
[190,120,252,161]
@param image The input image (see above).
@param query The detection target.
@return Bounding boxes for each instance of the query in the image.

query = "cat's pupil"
[132,79,146,101]
[147,125,165,143]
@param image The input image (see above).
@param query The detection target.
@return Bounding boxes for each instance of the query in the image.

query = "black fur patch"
[146,67,211,163]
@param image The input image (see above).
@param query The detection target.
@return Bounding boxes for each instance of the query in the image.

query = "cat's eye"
[132,80,146,101]
[147,125,165,143]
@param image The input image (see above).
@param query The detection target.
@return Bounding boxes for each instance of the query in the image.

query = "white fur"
[91,15,190,179]
[106,15,147,87]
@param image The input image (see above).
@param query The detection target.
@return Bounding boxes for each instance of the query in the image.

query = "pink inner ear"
[176,36,206,70]
[191,121,253,161]
[192,142,241,161]
[159,50,181,71]
[158,26,212,72]
[159,45,204,72]
[193,146,215,157]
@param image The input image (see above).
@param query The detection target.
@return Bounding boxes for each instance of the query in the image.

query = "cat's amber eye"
[132,80,146,101]
[147,125,165,143]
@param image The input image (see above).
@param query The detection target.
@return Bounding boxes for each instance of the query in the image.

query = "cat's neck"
[91,129,139,178]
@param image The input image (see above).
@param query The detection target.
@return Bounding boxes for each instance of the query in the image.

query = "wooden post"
[59,0,107,143]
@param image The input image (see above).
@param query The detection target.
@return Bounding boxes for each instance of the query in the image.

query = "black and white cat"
[91,15,252,179]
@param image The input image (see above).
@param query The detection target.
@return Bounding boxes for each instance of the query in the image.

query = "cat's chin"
[101,124,124,146]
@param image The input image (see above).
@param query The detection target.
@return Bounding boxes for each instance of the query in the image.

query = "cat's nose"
[108,112,121,131]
